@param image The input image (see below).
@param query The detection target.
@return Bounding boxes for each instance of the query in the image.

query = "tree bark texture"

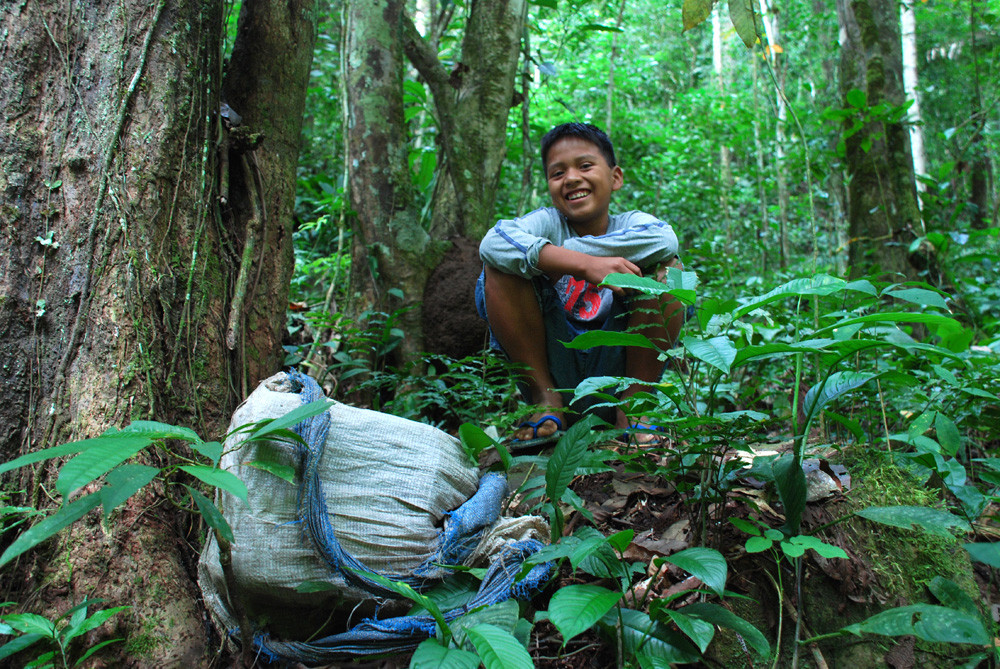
[0,0,314,663]
[836,0,922,279]
[343,0,526,359]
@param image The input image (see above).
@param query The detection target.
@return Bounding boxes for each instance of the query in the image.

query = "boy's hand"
[538,245,641,296]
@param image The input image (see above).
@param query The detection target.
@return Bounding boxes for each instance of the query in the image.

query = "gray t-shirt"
[479,207,679,331]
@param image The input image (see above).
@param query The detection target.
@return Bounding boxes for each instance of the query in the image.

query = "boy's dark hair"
[541,123,617,172]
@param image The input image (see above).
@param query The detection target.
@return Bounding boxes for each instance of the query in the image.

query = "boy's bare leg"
[616,258,685,431]
[483,266,564,439]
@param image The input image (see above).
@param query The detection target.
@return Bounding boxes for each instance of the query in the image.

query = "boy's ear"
[611,165,624,191]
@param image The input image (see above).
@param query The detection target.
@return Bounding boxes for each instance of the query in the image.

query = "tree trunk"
[900,0,927,213]
[759,0,790,269]
[713,5,735,251]
[836,0,922,279]
[342,1,525,359]
[0,0,314,663]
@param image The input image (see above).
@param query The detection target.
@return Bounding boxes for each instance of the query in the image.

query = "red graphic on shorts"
[563,278,602,319]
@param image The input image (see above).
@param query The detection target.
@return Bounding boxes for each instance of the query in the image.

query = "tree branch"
[401,14,456,127]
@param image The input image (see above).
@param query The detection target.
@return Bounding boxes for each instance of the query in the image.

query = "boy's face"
[545,136,623,234]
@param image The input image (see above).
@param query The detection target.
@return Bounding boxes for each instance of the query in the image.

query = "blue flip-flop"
[624,422,665,447]
[508,415,565,449]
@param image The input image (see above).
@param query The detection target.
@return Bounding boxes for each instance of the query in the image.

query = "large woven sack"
[198,372,480,635]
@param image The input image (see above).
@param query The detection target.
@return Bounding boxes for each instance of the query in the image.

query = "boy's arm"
[536,245,641,296]
[561,211,678,271]
[479,208,565,277]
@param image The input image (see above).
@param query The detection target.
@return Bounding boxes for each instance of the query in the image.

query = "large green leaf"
[449,600,520,650]
[728,0,762,48]
[0,493,101,567]
[601,270,698,305]
[732,339,835,366]
[732,275,845,319]
[186,486,234,545]
[682,0,714,31]
[928,577,980,616]
[548,585,623,643]
[963,542,1000,568]
[660,547,727,597]
[245,398,333,441]
[856,506,971,536]
[458,423,496,462]
[885,287,949,310]
[0,633,45,662]
[191,441,223,465]
[663,609,715,653]
[410,639,479,669]
[802,371,878,430]
[564,330,657,350]
[682,336,737,374]
[545,414,604,504]
[772,453,807,534]
[100,464,160,520]
[56,435,153,498]
[466,623,534,669]
[845,604,989,645]
[604,608,701,665]
[118,420,201,443]
[179,465,248,504]
[680,602,770,658]
[0,436,130,477]
[813,311,962,337]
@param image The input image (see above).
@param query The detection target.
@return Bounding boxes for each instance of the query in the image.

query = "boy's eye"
[549,170,564,179]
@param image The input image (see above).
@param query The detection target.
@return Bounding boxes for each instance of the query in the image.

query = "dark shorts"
[475,269,629,400]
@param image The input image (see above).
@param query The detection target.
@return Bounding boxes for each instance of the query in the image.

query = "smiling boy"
[476,123,684,444]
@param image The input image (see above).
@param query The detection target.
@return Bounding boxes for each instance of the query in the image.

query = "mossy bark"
[0,0,314,664]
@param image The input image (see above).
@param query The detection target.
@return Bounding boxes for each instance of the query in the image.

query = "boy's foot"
[512,413,564,442]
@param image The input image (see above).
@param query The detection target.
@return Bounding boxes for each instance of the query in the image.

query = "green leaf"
[885,287,949,310]
[244,460,296,484]
[663,610,715,653]
[856,506,971,536]
[56,435,153,498]
[466,623,534,669]
[680,602,770,658]
[963,542,1000,568]
[780,541,806,558]
[934,413,962,457]
[745,536,772,553]
[732,275,846,319]
[0,633,45,662]
[246,398,333,441]
[0,493,101,567]
[73,637,125,667]
[846,88,867,108]
[100,464,159,520]
[66,606,129,640]
[185,486,234,544]
[928,577,980,616]
[607,529,634,553]
[449,600,520,649]
[564,330,657,350]
[179,465,248,504]
[607,608,701,665]
[1,613,56,637]
[728,0,762,48]
[0,437,113,476]
[601,270,698,304]
[813,311,963,337]
[682,336,737,374]
[661,548,727,597]
[545,414,604,505]
[730,518,760,536]
[119,421,201,442]
[548,585,623,643]
[802,371,878,430]
[682,0,714,31]
[410,639,480,669]
[772,453,807,534]
[852,604,989,645]
[789,535,848,559]
[191,441,223,465]
[459,423,497,462]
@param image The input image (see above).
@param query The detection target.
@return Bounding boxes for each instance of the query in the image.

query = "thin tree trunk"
[751,51,770,274]
[605,0,627,136]
[900,0,927,219]
[759,0,790,268]
[713,5,735,250]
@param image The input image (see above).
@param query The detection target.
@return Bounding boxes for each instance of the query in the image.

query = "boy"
[477,122,683,444]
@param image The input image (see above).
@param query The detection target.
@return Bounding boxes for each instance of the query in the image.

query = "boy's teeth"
[568,191,588,200]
